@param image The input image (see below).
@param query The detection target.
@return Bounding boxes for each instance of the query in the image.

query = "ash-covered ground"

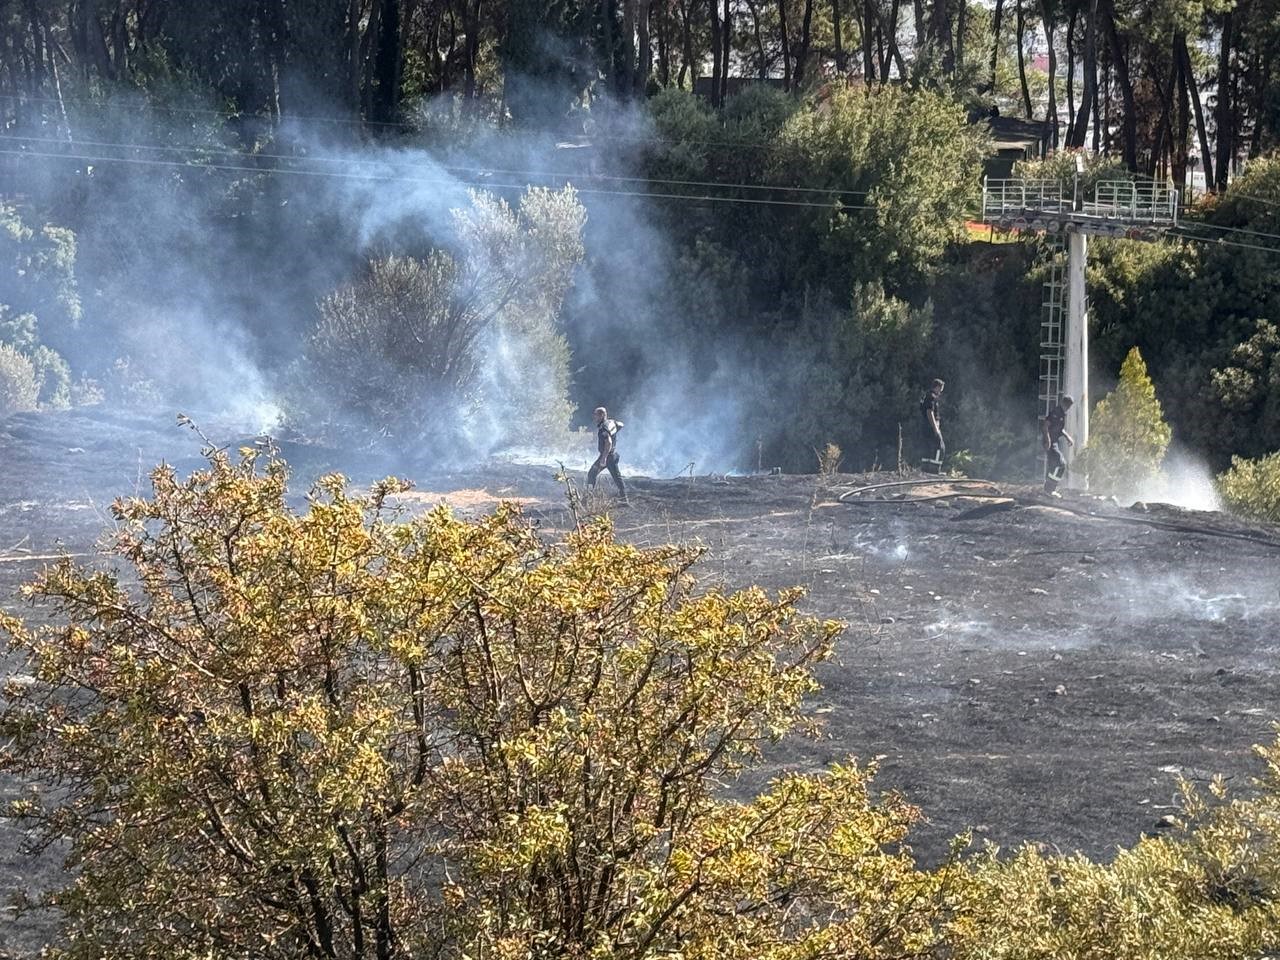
[2,410,1279,954]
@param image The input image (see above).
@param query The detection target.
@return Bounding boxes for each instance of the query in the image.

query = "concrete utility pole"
[1066,229,1089,454]
[981,168,1177,488]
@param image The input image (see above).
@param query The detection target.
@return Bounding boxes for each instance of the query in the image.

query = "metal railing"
[981,179,1069,220]
[981,176,1179,227]
[1083,180,1179,225]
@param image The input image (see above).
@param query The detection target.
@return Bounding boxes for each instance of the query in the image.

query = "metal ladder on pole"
[1038,235,1067,474]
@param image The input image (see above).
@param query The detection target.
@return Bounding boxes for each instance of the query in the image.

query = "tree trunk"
[831,0,844,74]
[621,0,635,95]
[1149,63,1172,177]
[793,0,815,88]
[777,0,792,90]
[1173,33,1190,190]
[746,0,767,77]
[874,11,885,77]
[677,0,694,86]
[348,0,363,105]
[1040,0,1057,147]
[989,0,1004,91]
[1248,48,1268,158]
[1067,0,1096,147]
[1101,0,1136,169]
[601,0,615,90]
[720,0,731,102]
[371,0,401,122]
[912,0,926,53]
[861,0,876,79]
[956,0,966,71]
[74,0,116,80]
[1096,53,1105,151]
[657,0,670,85]
[931,0,954,74]
[109,4,129,78]
[1172,33,1213,189]
[26,0,46,94]
[1213,8,1233,190]
[463,0,481,100]
[258,0,289,119]
[710,0,722,101]
[360,0,381,113]
[1016,0,1032,117]
[636,0,651,94]
[43,17,72,138]
[1065,4,1076,138]
[880,0,905,80]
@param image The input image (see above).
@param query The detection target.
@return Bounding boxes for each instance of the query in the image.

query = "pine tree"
[1084,347,1173,498]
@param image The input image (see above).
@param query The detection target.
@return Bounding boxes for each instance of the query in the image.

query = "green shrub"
[1081,347,1172,498]
[1217,452,1280,523]
[0,342,38,416]
[953,739,1280,959]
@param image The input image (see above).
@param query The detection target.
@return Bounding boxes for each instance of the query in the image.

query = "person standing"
[1042,395,1075,495]
[588,406,628,502]
[919,379,945,472]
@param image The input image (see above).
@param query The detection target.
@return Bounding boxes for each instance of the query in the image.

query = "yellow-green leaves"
[1082,346,1174,499]
[0,446,895,960]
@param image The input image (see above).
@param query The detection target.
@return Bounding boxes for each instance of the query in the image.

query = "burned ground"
[2,410,1279,954]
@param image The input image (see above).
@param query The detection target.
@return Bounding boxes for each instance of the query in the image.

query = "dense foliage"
[3,450,1280,957]
[1217,452,1280,523]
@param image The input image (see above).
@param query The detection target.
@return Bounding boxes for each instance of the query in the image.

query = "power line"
[1172,218,1280,244]
[0,146,879,211]
[0,132,876,202]
[1167,227,1280,258]
[16,125,1279,252]
[6,92,788,150]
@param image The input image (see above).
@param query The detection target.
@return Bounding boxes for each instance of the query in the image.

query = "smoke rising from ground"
[5,83,765,475]
[1129,447,1224,512]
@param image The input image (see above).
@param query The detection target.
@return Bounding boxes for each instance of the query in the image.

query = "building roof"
[987,114,1052,148]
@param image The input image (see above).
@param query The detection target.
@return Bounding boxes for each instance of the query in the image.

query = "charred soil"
[2,410,1279,953]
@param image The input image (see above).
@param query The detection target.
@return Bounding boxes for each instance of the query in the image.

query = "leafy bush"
[292,186,584,459]
[1218,451,1280,523]
[0,304,72,407]
[0,446,964,959]
[1209,319,1280,461]
[1081,347,1172,498]
[644,87,718,183]
[1012,151,1134,195]
[774,85,989,290]
[0,202,82,352]
[0,342,38,416]
[952,745,1280,959]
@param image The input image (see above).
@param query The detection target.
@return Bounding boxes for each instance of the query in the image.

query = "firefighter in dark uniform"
[588,406,628,502]
[1042,395,1075,495]
[919,379,945,472]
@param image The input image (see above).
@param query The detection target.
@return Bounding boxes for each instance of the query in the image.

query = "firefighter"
[919,378,945,473]
[1042,395,1075,496]
[588,406,628,502]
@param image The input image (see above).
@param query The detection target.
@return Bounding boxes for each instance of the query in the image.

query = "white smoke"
[1128,447,1223,512]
